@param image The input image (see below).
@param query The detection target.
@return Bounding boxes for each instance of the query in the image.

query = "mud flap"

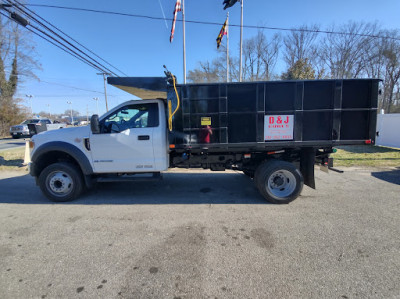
[300,147,316,189]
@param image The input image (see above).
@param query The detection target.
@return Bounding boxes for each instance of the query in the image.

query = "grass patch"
[331,145,400,167]
[0,147,27,171]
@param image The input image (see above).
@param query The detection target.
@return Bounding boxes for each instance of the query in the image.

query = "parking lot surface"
[0,168,399,298]
[0,138,26,151]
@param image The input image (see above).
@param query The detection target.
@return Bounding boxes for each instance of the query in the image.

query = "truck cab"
[89,99,168,173]
[29,99,168,202]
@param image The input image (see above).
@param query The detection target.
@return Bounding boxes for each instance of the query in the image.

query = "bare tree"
[188,31,280,83]
[380,30,400,112]
[319,21,379,79]
[187,59,223,83]
[0,15,40,135]
[283,24,320,68]
[242,31,280,81]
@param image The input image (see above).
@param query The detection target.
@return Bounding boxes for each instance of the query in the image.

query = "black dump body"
[107,77,379,152]
[169,79,379,151]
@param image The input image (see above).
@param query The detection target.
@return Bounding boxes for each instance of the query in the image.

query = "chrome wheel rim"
[46,171,73,197]
[267,170,296,198]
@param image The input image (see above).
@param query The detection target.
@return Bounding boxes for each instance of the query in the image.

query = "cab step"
[96,172,162,183]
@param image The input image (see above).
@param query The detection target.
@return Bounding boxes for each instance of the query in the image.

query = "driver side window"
[100,103,158,134]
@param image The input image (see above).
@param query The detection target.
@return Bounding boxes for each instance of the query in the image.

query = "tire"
[254,160,303,204]
[12,135,19,139]
[38,162,83,202]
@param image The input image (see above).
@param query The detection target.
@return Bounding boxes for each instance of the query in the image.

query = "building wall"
[376,114,400,149]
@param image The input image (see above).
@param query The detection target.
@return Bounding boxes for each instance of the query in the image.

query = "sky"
[7,0,400,117]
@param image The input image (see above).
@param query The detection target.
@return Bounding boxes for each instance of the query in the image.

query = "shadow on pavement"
[0,172,268,205]
[0,156,24,167]
[371,168,400,185]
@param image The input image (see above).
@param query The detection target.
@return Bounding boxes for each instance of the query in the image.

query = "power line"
[7,0,119,77]
[24,3,400,42]
[0,10,97,71]
[12,0,128,76]
[1,2,127,76]
[2,69,119,95]
[1,11,105,72]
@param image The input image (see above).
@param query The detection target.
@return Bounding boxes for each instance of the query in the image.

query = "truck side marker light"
[365,139,372,145]
[169,144,175,149]
[244,154,251,159]
[267,150,285,155]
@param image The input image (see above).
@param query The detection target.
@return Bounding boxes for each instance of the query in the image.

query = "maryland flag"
[170,0,182,43]
[216,16,228,49]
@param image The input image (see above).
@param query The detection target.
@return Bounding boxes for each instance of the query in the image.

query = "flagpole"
[182,0,186,84]
[239,0,243,82]
[226,12,229,83]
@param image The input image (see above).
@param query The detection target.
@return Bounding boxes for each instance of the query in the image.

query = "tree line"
[0,15,40,136]
[188,21,400,113]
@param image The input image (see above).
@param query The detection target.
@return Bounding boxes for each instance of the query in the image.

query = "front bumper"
[10,131,30,137]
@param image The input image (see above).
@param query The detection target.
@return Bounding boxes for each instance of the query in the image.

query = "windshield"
[21,119,40,124]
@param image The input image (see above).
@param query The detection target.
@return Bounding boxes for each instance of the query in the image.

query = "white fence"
[376,114,400,149]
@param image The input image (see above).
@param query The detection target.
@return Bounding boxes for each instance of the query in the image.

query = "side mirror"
[90,114,100,134]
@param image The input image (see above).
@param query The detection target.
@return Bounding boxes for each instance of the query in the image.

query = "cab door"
[89,102,159,173]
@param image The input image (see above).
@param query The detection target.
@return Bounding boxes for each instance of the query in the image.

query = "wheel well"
[35,151,82,177]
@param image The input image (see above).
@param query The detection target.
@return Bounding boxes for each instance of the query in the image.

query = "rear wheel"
[255,160,303,204]
[38,162,83,202]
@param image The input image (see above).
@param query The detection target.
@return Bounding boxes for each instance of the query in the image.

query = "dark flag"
[223,0,240,10]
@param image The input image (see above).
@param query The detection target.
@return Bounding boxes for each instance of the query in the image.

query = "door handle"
[138,135,150,140]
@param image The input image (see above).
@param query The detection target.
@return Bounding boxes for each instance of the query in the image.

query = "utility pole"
[46,104,51,117]
[26,95,33,116]
[97,72,110,112]
[239,0,243,82]
[182,0,186,84]
[93,97,99,115]
[226,12,229,83]
[66,101,73,125]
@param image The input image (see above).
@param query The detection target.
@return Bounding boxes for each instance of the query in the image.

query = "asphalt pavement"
[0,168,399,298]
[0,138,26,151]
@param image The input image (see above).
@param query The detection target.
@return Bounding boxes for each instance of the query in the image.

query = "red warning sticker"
[264,115,294,141]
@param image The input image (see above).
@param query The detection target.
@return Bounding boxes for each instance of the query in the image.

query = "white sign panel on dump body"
[264,115,294,141]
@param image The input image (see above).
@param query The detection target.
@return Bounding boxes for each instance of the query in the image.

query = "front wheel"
[38,162,83,202]
[255,160,303,204]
